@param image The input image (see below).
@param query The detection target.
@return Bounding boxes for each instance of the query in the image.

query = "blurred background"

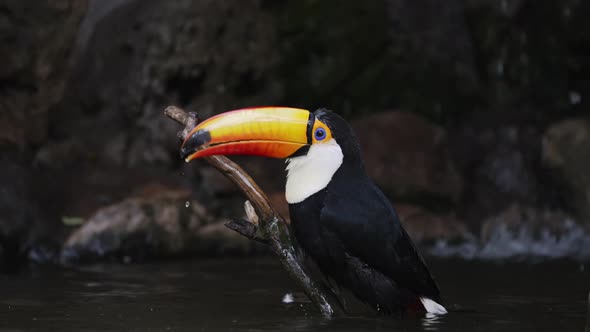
[1,0,589,268]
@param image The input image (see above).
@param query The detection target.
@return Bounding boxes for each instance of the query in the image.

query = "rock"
[0,0,86,267]
[477,204,589,259]
[449,121,559,223]
[352,111,463,206]
[54,0,282,168]
[384,0,479,119]
[199,166,238,196]
[267,191,290,223]
[480,204,578,242]
[0,148,65,267]
[61,188,262,263]
[33,140,88,169]
[430,203,590,260]
[396,204,471,245]
[0,157,30,267]
[0,0,87,148]
[543,117,590,221]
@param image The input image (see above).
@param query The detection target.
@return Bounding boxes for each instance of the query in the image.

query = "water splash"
[282,293,294,304]
[429,220,590,261]
[569,91,582,105]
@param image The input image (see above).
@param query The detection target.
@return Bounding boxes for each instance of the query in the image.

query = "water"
[0,258,587,331]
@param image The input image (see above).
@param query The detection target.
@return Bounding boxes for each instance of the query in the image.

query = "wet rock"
[54,0,282,168]
[480,204,579,243]
[478,204,588,259]
[396,204,471,245]
[61,188,261,263]
[384,0,479,120]
[449,122,559,223]
[0,148,65,267]
[352,111,463,206]
[543,117,590,221]
[0,0,87,148]
[267,191,290,223]
[199,166,238,196]
[0,0,86,267]
[431,204,590,260]
[33,140,88,169]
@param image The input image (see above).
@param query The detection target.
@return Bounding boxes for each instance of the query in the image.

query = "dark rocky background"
[1,0,589,268]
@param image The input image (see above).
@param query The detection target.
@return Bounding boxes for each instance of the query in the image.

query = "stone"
[61,188,261,263]
[267,191,290,223]
[0,0,87,147]
[0,149,65,267]
[0,0,87,267]
[543,117,590,221]
[396,204,470,245]
[430,203,590,260]
[54,0,282,168]
[477,204,589,259]
[449,121,558,223]
[352,111,463,205]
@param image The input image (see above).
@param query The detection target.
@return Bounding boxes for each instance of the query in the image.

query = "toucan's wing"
[319,178,441,303]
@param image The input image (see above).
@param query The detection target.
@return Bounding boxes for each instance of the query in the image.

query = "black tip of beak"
[180,129,212,159]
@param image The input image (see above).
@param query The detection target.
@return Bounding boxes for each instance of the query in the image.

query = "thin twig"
[163,105,335,318]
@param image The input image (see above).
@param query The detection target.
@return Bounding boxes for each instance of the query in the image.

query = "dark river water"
[0,258,587,331]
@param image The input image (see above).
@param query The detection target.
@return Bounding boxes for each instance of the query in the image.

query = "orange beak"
[180,107,312,162]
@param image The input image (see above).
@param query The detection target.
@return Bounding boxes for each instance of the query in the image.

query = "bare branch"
[164,105,336,318]
[225,219,267,244]
[244,200,259,226]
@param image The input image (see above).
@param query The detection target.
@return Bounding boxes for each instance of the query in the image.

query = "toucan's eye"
[314,127,327,141]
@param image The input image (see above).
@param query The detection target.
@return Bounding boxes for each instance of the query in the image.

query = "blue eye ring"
[314,127,327,141]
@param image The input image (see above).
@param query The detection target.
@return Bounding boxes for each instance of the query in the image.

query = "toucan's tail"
[419,297,448,315]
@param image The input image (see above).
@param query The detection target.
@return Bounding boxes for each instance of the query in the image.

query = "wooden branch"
[163,105,336,318]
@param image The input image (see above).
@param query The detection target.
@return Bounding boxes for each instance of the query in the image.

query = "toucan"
[180,107,446,315]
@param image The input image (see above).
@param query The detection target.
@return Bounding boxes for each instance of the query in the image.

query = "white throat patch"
[285,138,344,204]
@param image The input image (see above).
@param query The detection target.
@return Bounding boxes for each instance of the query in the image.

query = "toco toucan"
[180,107,446,315]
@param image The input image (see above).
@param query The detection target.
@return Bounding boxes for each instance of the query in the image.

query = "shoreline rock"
[61,188,265,264]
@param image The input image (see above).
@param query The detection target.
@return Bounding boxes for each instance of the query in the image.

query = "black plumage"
[289,110,441,313]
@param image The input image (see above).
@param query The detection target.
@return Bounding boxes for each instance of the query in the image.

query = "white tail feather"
[419,297,448,315]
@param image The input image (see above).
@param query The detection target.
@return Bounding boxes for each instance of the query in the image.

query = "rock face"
[55,0,282,167]
[0,155,38,266]
[0,0,87,148]
[444,112,577,227]
[0,150,66,267]
[396,204,470,244]
[543,118,590,222]
[61,189,261,263]
[353,111,463,206]
[0,0,87,268]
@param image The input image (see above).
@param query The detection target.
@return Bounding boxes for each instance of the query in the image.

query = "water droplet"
[185,201,190,208]
[496,60,504,77]
[282,293,294,304]
[569,91,581,105]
